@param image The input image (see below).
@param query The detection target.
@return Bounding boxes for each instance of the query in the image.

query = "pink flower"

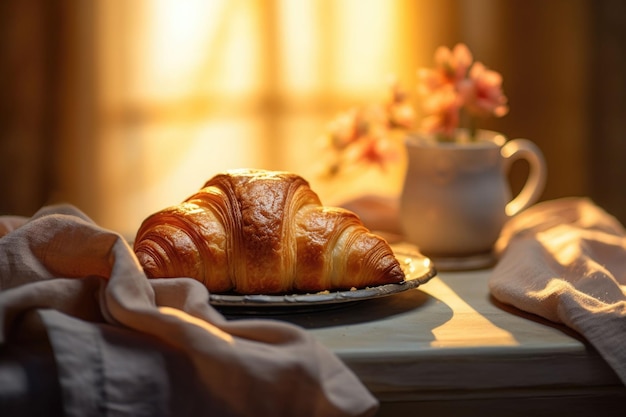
[327,105,387,151]
[416,67,446,96]
[416,43,508,140]
[435,43,473,84]
[320,43,511,177]
[416,43,480,140]
[323,104,399,175]
[419,84,462,138]
[458,62,509,119]
[386,79,415,129]
[327,108,363,150]
[417,43,473,96]
[345,132,399,171]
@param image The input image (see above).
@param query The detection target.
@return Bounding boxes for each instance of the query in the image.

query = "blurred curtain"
[1,0,624,238]
[589,0,626,226]
[0,0,57,216]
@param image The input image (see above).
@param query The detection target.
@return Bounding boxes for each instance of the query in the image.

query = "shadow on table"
[485,294,624,384]
[488,294,587,342]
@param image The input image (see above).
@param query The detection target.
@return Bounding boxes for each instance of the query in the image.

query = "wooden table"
[276,268,625,416]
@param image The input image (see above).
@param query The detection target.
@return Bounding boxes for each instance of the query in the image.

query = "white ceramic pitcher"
[399,129,547,269]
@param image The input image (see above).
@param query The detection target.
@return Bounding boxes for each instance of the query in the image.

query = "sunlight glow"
[332,0,398,93]
[536,226,582,265]
[137,0,262,100]
[92,0,419,235]
[159,306,234,344]
[426,278,518,348]
[148,0,223,90]
[277,0,321,95]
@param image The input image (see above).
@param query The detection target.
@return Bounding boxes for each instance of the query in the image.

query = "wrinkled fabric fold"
[489,197,626,384]
[0,204,378,417]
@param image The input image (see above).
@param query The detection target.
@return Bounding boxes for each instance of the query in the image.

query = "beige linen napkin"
[0,205,378,417]
[489,197,626,384]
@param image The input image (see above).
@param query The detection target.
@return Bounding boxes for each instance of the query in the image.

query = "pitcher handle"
[501,139,547,217]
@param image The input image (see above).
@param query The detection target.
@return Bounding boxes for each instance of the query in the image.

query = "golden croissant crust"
[133,169,405,294]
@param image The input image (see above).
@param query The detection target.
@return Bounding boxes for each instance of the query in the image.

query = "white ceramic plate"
[209,243,436,312]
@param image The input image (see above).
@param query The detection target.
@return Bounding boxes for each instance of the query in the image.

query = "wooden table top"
[272,267,623,411]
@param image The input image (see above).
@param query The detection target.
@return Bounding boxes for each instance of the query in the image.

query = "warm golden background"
[1,0,624,238]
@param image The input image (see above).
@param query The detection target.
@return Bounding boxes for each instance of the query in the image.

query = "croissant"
[133,169,405,294]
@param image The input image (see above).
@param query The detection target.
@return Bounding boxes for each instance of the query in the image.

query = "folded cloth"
[489,197,626,385]
[339,195,402,235]
[0,205,378,417]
